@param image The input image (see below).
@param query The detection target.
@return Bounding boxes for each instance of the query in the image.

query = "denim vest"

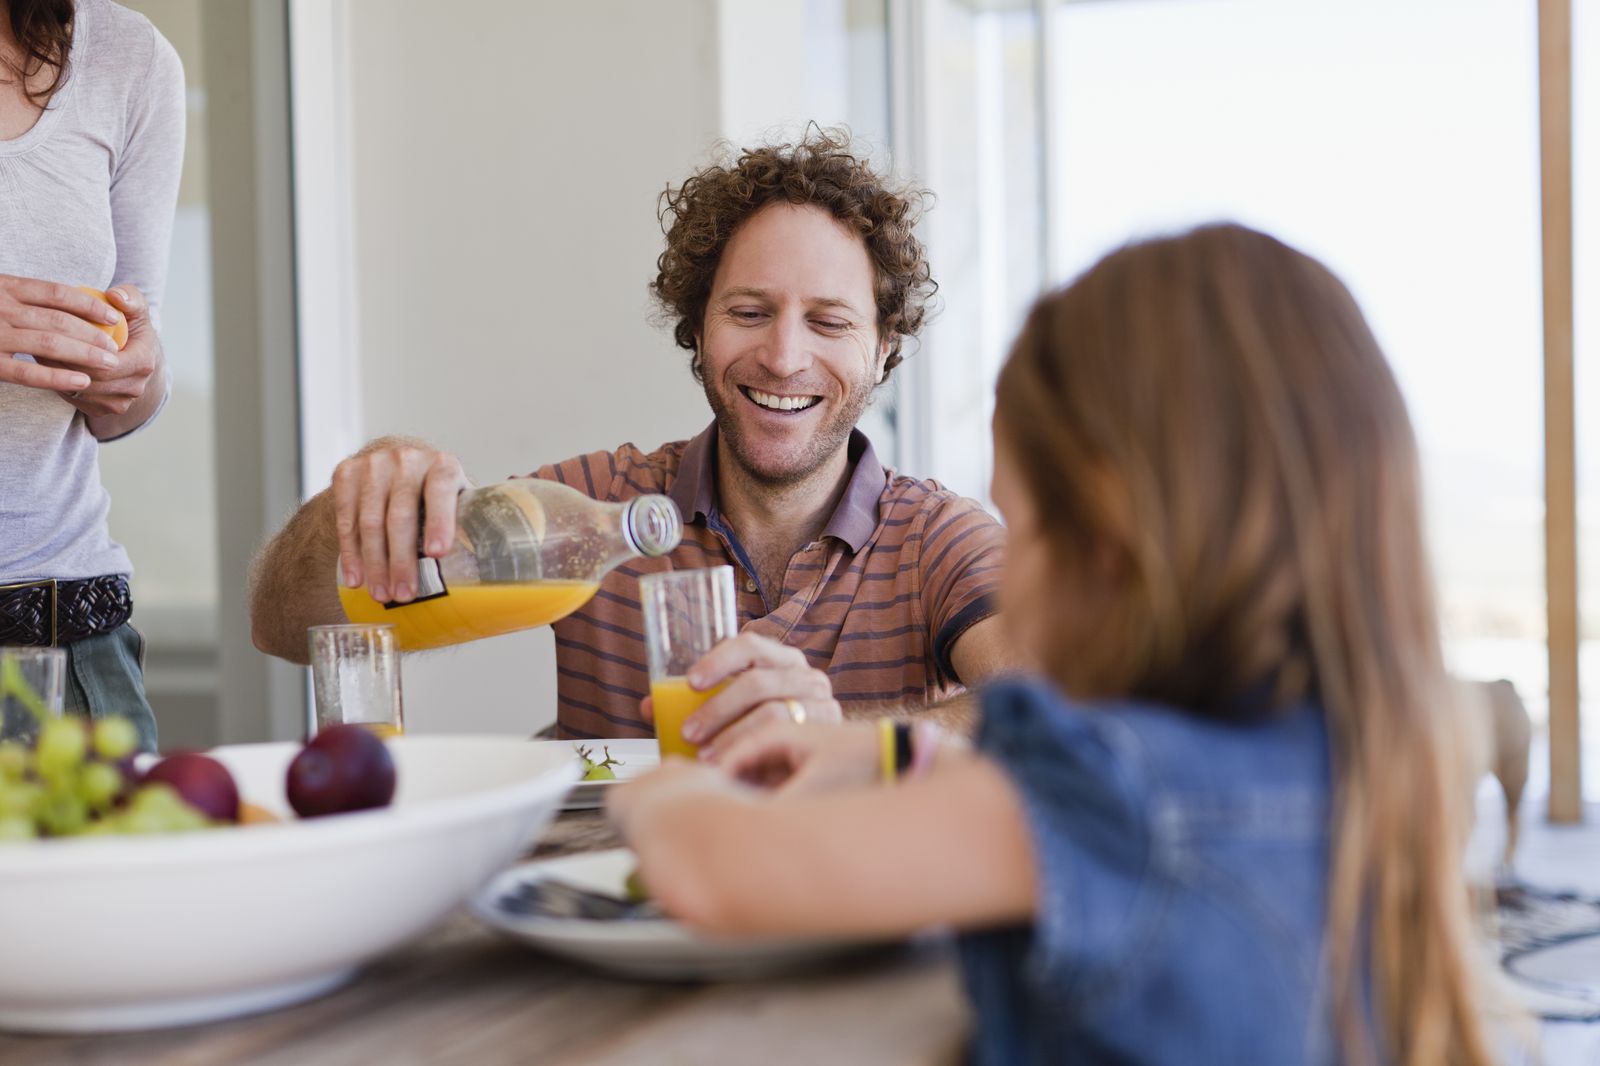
[958,678,1342,1065]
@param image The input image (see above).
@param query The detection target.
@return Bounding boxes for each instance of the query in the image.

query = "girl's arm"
[606,754,1037,939]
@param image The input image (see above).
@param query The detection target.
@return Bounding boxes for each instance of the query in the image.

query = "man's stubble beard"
[704,374,879,490]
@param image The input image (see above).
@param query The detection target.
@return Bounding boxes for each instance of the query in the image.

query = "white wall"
[341,0,723,735]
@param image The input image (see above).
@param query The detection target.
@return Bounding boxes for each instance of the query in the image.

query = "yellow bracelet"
[878,716,897,785]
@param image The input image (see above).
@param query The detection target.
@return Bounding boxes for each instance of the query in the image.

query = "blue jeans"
[61,623,159,754]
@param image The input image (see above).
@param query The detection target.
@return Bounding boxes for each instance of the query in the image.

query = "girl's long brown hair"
[2,0,73,106]
[995,224,1495,1065]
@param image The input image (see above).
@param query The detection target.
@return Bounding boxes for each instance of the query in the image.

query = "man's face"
[696,202,888,487]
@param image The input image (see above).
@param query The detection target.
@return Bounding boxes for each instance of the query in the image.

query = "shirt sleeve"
[917,492,1006,683]
[101,23,185,442]
[110,25,186,333]
[977,678,1155,1003]
[529,444,666,502]
[530,450,622,500]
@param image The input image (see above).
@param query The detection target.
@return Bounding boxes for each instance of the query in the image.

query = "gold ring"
[783,698,807,725]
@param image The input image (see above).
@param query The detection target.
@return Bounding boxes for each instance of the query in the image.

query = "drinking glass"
[307,624,404,739]
[0,646,66,745]
[639,566,737,759]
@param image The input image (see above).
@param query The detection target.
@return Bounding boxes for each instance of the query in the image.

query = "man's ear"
[876,337,891,383]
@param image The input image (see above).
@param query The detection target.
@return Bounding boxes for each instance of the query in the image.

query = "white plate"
[557,739,659,810]
[471,848,876,981]
[0,736,578,1033]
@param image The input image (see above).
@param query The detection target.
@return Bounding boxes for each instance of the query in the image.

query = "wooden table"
[0,812,969,1065]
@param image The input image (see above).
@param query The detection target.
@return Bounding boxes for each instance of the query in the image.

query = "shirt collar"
[667,422,886,553]
[667,423,719,524]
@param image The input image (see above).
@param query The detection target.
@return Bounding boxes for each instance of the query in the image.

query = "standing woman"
[0,0,184,751]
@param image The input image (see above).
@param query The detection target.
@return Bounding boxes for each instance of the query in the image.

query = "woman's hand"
[641,632,843,751]
[54,285,165,426]
[708,719,884,794]
[0,274,124,393]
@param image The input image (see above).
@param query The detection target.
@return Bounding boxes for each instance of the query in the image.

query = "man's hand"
[330,440,469,603]
[709,719,883,794]
[0,274,124,394]
[641,632,843,752]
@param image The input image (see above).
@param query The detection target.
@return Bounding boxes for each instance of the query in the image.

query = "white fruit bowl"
[0,735,578,1033]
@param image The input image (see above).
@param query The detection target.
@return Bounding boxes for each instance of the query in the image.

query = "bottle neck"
[622,495,683,558]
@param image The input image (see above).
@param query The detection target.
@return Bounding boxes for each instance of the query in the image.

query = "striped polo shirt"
[531,423,1006,740]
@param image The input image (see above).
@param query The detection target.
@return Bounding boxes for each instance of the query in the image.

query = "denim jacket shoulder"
[960,677,1337,1066]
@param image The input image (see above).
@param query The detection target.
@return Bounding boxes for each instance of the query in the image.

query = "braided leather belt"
[0,575,133,647]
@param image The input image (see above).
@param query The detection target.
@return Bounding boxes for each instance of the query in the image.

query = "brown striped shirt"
[532,424,1005,740]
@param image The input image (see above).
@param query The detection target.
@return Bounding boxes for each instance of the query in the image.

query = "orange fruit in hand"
[76,286,128,350]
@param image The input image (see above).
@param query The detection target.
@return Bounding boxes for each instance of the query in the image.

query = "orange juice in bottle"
[338,580,600,650]
[337,479,680,650]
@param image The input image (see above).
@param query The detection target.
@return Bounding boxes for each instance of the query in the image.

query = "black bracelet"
[893,721,913,777]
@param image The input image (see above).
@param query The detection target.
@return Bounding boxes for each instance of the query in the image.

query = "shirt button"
[744,578,758,593]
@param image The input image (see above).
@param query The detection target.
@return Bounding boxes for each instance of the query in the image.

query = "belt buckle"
[0,578,58,647]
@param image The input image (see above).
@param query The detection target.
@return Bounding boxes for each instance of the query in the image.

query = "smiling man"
[250,130,1011,746]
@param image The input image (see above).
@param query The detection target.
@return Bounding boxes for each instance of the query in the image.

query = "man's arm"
[248,487,346,664]
[251,436,471,663]
[844,615,1016,734]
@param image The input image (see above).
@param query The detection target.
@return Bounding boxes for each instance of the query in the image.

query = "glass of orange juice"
[307,624,405,739]
[639,566,737,760]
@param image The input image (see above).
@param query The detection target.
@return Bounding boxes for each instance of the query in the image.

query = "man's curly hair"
[651,128,936,383]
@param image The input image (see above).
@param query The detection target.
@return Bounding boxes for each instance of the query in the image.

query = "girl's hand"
[605,757,750,838]
[0,274,124,393]
[707,719,884,795]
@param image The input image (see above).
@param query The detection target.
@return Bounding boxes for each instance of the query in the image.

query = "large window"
[1049,0,1548,745]
[899,0,1585,795]
[910,0,1043,505]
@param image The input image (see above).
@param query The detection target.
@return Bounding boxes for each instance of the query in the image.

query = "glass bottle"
[337,479,681,650]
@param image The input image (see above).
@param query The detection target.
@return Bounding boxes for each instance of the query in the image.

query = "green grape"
[0,742,30,781]
[80,761,124,811]
[92,717,138,761]
[35,788,88,836]
[125,783,211,833]
[0,814,36,840]
[35,718,87,781]
[131,782,183,814]
[167,804,210,832]
[119,808,166,835]
[0,780,42,818]
[576,744,623,781]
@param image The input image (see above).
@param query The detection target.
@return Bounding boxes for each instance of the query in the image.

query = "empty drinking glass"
[0,647,66,746]
[307,624,404,739]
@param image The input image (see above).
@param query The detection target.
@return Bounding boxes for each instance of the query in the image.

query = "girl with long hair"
[609,223,1501,1064]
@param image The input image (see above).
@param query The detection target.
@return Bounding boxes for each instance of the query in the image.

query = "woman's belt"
[0,575,133,646]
